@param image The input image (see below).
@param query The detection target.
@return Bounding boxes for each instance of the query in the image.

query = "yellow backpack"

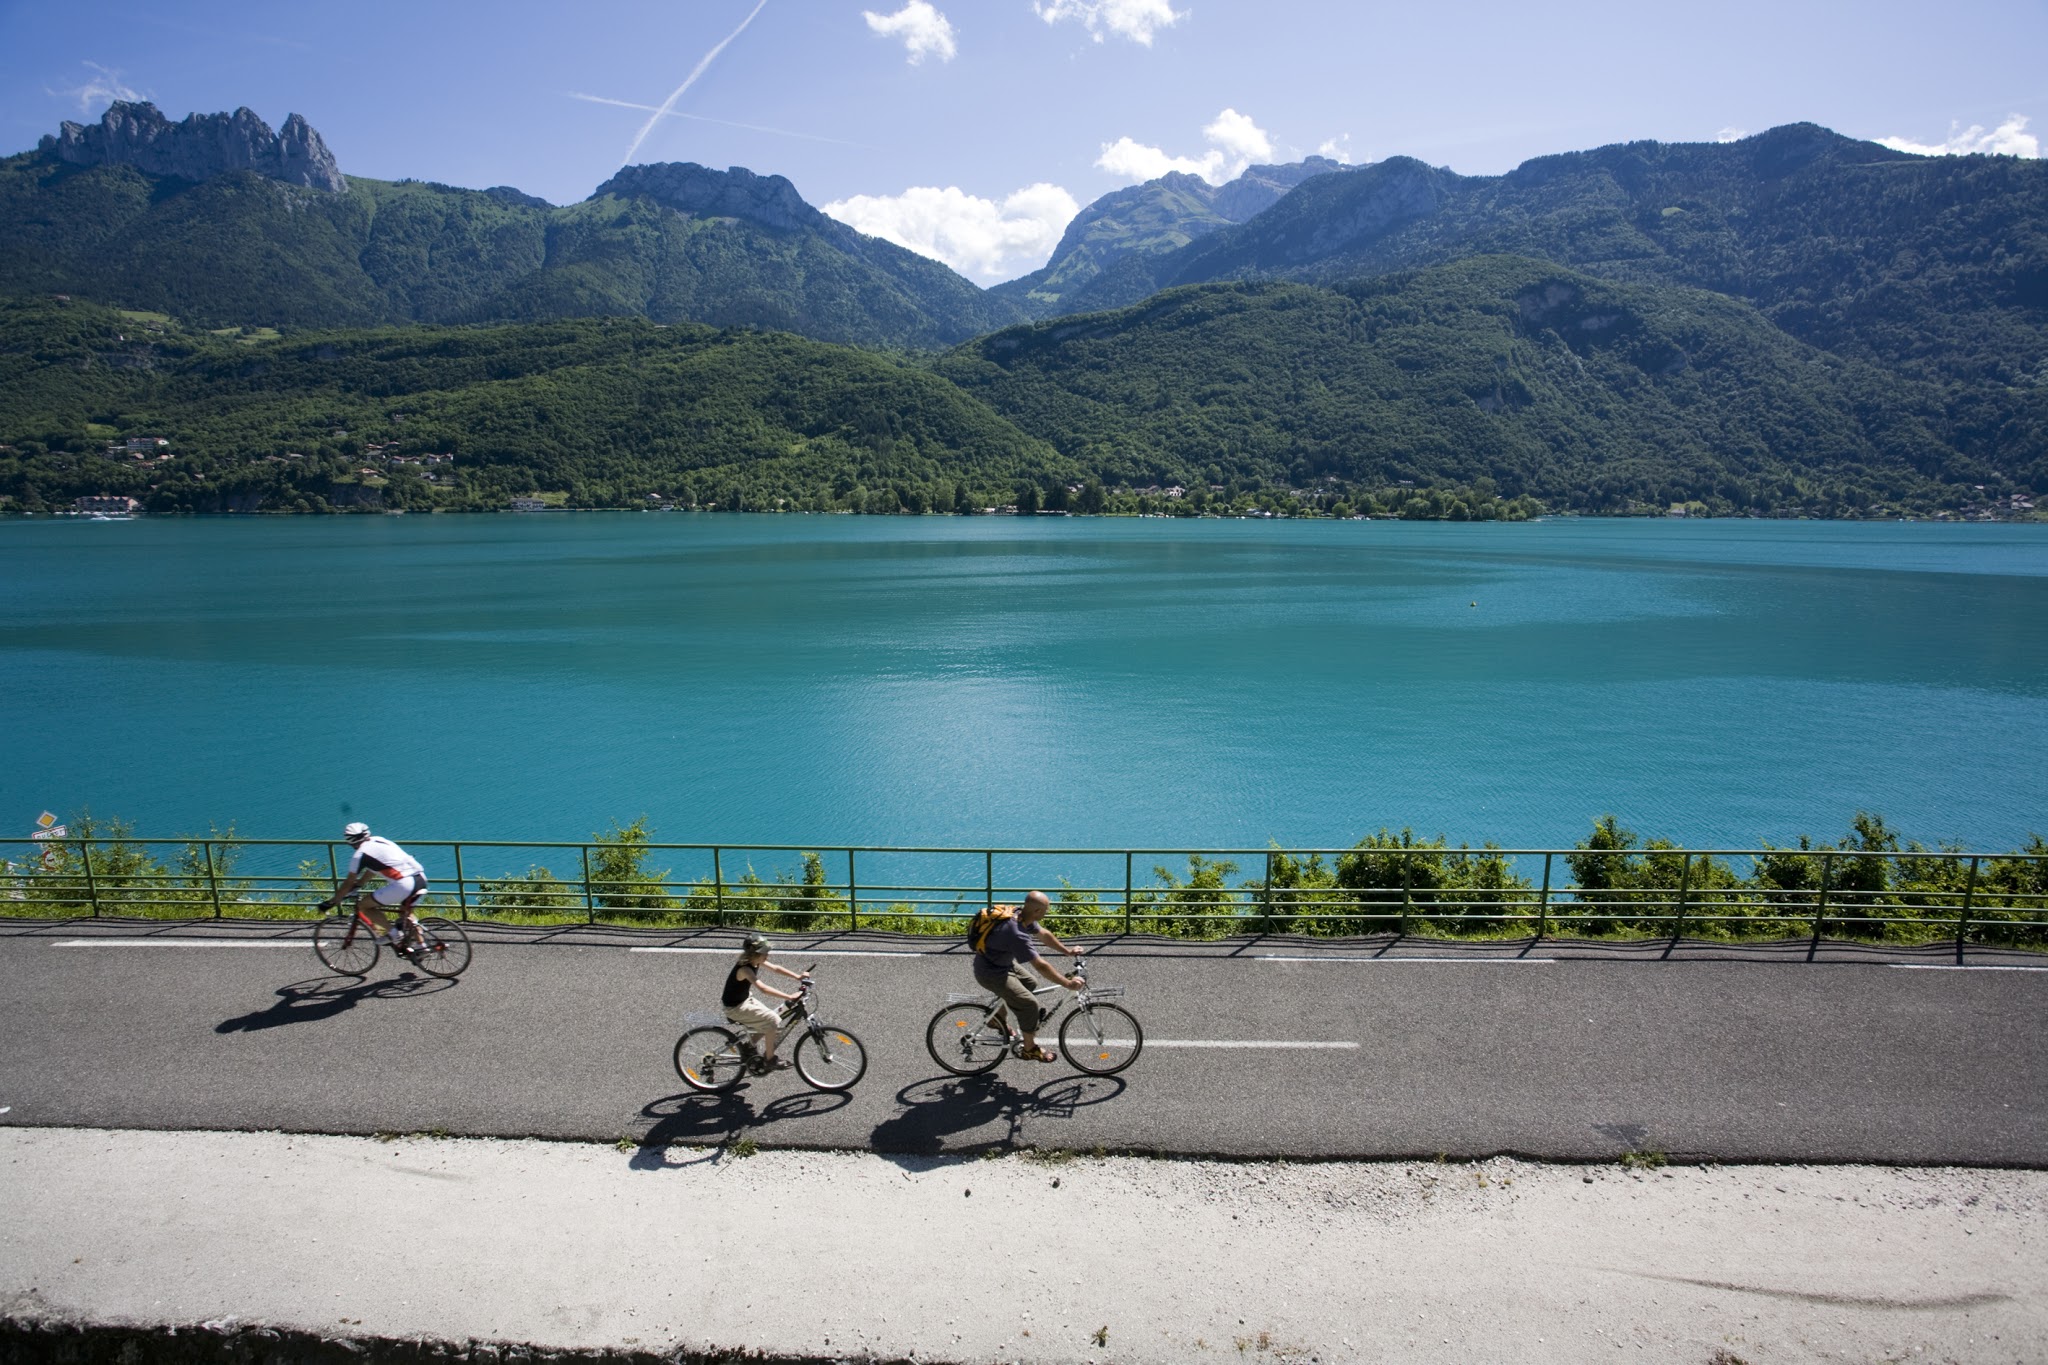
[968,904,1017,953]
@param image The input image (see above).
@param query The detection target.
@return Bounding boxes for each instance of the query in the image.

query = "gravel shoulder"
[3,1126,2043,1364]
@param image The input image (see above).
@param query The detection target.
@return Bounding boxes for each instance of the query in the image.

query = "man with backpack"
[969,889,1084,1063]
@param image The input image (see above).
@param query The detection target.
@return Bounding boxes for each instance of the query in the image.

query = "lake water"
[2,514,2045,860]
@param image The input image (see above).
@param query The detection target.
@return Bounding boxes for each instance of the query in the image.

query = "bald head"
[1022,889,1051,919]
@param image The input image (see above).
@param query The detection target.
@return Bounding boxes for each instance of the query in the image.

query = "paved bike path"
[1,922,2044,1163]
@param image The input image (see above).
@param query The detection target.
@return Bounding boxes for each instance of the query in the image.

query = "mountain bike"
[312,895,472,979]
[925,960,1141,1077]
[674,969,869,1093]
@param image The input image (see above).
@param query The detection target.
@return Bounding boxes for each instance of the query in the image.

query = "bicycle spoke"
[1059,1003,1142,1076]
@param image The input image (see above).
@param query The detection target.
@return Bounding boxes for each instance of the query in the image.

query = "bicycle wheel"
[793,1024,869,1091]
[1059,1003,1143,1076]
[313,913,379,976]
[408,916,472,978]
[674,1026,749,1093]
[925,1003,1009,1076]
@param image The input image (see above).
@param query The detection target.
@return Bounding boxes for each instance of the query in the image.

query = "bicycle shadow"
[869,1072,1127,1157]
[628,1088,853,1169]
[214,974,453,1033]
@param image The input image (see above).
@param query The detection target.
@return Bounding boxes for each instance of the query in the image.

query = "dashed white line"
[629,946,938,958]
[1145,1040,1360,1050]
[51,939,304,949]
[1252,955,1556,964]
[1888,964,2048,972]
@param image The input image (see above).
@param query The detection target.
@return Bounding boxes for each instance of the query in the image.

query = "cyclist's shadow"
[629,1089,852,1170]
[215,974,452,1033]
[869,1073,1127,1155]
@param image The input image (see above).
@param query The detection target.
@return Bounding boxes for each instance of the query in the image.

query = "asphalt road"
[2,921,2044,1163]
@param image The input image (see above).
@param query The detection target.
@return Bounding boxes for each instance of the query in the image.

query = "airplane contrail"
[621,0,771,167]
[570,91,872,149]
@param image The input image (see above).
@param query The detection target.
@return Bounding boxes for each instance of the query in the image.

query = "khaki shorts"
[724,996,780,1042]
[973,962,1045,1033]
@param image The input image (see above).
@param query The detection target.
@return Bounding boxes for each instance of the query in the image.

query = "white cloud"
[1316,134,1356,164]
[863,2,958,64]
[1095,135,1223,182]
[1204,108,1273,164]
[50,61,142,115]
[1095,107,1276,185]
[1878,114,2040,158]
[1033,0,1185,45]
[824,181,1081,282]
[1715,126,1747,143]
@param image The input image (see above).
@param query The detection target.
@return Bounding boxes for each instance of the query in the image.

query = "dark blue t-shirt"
[974,916,1040,973]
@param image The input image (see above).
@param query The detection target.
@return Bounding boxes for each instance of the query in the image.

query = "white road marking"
[51,939,305,949]
[1888,964,2048,972]
[629,946,940,958]
[1252,955,1555,964]
[1145,1039,1361,1050]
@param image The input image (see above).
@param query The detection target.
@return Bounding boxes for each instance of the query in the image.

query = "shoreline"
[7,506,2046,524]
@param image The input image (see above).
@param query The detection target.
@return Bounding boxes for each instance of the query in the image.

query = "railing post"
[1536,852,1552,939]
[454,844,469,921]
[81,841,99,918]
[204,840,221,919]
[581,845,596,925]
[1807,852,1834,960]
[848,849,860,932]
[1671,852,1693,940]
[1262,849,1274,932]
[327,843,341,908]
[713,847,726,926]
[1955,855,1979,966]
[1399,851,1412,937]
[1123,852,1133,934]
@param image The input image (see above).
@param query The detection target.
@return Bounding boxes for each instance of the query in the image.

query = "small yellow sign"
[36,811,57,829]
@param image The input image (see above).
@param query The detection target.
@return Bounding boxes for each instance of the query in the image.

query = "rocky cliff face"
[589,163,828,235]
[39,101,345,192]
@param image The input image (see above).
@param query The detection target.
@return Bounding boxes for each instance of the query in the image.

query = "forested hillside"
[2,111,2043,518]
[0,152,1021,349]
[1058,126,2048,381]
[937,256,1996,517]
[0,297,1066,514]
[3,261,2021,520]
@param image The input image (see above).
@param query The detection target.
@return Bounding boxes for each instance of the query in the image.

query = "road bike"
[674,969,868,1093]
[312,894,472,979]
[925,960,1141,1077]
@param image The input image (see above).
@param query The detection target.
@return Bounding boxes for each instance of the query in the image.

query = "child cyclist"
[722,933,810,1071]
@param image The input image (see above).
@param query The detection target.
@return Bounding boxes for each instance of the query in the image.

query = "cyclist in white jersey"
[316,823,430,955]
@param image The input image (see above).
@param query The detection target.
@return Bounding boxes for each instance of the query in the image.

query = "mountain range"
[0,102,2042,517]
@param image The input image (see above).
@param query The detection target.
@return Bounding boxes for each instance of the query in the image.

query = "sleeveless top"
[722,961,756,1008]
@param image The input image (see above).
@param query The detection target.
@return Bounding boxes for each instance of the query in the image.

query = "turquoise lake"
[2,514,2045,862]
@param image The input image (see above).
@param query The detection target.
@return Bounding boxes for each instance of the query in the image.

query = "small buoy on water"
[1470,601,1477,607]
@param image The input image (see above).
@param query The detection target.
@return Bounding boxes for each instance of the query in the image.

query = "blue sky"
[3,0,2044,283]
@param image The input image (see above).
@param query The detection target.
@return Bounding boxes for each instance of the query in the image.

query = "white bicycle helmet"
[342,821,371,843]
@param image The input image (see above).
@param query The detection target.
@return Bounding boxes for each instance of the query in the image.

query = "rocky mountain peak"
[590,162,824,234]
[39,101,345,192]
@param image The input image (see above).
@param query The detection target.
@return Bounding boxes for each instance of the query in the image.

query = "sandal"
[1015,1043,1058,1064]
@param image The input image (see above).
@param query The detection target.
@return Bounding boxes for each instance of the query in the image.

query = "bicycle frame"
[695,967,833,1059]
[960,962,1121,1037]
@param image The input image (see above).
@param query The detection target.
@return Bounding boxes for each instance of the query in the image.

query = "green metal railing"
[2,836,2045,955]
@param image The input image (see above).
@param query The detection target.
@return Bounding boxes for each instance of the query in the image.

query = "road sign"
[35,811,57,830]
[31,825,67,841]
